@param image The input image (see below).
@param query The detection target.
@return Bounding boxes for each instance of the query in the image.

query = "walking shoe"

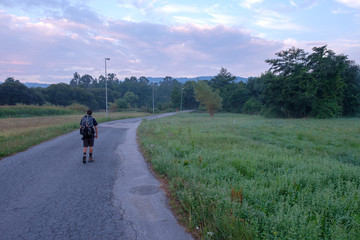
[82,155,86,164]
[89,156,94,163]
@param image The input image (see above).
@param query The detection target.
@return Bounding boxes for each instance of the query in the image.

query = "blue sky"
[0,0,359,83]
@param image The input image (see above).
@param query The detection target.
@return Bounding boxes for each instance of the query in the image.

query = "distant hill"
[24,82,50,88]
[0,81,50,88]
[147,76,247,83]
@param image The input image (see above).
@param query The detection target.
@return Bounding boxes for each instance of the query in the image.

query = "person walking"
[80,109,98,164]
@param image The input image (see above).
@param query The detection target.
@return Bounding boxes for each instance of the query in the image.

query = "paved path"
[0,113,193,240]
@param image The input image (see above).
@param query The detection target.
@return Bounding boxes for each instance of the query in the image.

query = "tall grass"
[0,111,149,158]
[138,113,360,239]
[0,105,76,118]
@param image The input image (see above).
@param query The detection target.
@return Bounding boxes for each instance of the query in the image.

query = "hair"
[87,109,92,115]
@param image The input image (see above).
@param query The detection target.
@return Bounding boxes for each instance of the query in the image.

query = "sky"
[0,0,359,84]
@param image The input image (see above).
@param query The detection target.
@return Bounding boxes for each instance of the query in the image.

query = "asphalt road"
[0,113,193,240]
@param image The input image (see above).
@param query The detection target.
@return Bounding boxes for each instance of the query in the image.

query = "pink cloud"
[0,9,285,83]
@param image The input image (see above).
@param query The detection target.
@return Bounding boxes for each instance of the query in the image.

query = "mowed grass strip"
[138,113,360,240]
[0,112,149,158]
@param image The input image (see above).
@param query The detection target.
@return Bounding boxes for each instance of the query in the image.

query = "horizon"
[1,0,359,84]
[1,75,249,86]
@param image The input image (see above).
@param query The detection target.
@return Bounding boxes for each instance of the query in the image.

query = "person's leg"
[83,139,89,164]
[88,137,94,162]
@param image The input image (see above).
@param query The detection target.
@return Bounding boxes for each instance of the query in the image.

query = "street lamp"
[104,58,110,118]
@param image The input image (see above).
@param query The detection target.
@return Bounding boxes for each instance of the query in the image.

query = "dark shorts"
[83,136,94,147]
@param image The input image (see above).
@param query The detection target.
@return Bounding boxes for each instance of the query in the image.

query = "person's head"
[87,109,92,115]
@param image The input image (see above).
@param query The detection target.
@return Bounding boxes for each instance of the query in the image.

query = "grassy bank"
[138,113,360,239]
[0,111,149,158]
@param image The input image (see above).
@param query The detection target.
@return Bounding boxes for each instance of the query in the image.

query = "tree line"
[0,75,199,113]
[195,45,360,118]
[1,45,359,118]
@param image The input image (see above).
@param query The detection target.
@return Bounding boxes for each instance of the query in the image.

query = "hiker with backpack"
[80,109,98,164]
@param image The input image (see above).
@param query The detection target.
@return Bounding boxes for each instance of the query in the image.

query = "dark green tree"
[170,85,181,109]
[341,60,360,116]
[0,78,44,105]
[123,91,138,108]
[307,46,346,118]
[70,72,80,86]
[79,74,93,88]
[182,81,198,110]
[44,83,75,106]
[264,47,316,117]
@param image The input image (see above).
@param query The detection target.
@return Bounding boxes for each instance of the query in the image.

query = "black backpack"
[80,115,94,137]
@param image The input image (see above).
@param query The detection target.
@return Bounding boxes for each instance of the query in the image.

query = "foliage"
[0,78,44,105]
[264,45,360,118]
[115,98,127,110]
[138,113,360,240]
[66,103,89,113]
[123,91,138,108]
[210,68,249,113]
[193,81,222,117]
[243,97,263,114]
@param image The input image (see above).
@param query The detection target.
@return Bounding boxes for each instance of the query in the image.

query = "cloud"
[0,61,31,65]
[240,0,264,9]
[335,0,360,8]
[253,9,306,31]
[157,4,199,14]
[0,8,286,83]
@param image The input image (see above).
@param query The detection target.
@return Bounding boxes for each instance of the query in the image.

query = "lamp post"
[104,58,110,118]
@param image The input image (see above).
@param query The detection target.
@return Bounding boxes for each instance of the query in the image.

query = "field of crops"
[0,105,77,118]
[138,113,360,239]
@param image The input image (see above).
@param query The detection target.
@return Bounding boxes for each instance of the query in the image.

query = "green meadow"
[138,113,360,240]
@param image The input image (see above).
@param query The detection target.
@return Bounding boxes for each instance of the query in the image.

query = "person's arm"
[95,126,98,138]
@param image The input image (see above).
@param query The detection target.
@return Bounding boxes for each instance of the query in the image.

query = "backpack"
[80,115,94,137]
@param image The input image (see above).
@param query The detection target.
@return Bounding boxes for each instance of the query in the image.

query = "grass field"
[138,113,360,240]
[0,105,77,118]
[0,111,149,158]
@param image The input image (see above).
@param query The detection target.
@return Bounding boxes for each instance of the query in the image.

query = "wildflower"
[196,226,199,230]
[207,232,214,236]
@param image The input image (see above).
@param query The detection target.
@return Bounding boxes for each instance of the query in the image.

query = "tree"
[210,67,236,90]
[0,78,44,105]
[307,46,346,118]
[79,74,93,88]
[193,81,222,117]
[222,82,250,113]
[264,47,315,117]
[170,85,181,109]
[341,60,360,116]
[44,83,75,106]
[182,81,198,110]
[123,91,138,108]
[70,72,80,86]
